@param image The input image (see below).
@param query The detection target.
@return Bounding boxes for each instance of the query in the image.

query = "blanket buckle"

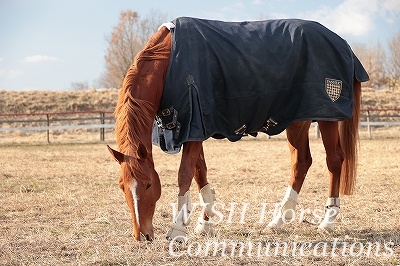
[263,118,278,131]
[155,107,181,140]
[161,108,171,116]
[165,122,176,130]
[234,124,247,135]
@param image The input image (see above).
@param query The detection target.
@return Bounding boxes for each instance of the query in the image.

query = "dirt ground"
[1,136,399,265]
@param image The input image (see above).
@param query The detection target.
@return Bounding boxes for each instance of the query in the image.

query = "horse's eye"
[146,182,152,190]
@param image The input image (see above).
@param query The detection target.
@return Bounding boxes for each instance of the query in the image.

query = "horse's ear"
[136,143,147,161]
[107,145,125,164]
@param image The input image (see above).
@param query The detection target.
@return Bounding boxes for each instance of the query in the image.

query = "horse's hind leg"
[268,120,312,229]
[166,141,216,240]
[317,121,342,232]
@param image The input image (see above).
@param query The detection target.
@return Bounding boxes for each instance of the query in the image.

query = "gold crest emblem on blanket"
[325,78,343,102]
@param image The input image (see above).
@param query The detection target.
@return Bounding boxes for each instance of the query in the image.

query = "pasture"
[1,136,399,265]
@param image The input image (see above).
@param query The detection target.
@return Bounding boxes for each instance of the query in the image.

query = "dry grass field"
[1,87,399,265]
[0,86,399,114]
[1,137,399,265]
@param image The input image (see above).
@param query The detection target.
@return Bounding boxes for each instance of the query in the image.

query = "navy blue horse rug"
[152,17,369,153]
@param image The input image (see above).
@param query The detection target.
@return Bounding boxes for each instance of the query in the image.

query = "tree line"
[353,33,400,90]
[97,10,400,91]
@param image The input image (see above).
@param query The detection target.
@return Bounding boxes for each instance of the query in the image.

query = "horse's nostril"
[145,234,152,241]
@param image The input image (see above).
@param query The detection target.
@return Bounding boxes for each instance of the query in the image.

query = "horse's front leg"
[192,144,216,236]
[166,141,216,240]
[268,121,312,229]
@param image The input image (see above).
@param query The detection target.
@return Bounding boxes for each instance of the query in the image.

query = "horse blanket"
[152,17,369,153]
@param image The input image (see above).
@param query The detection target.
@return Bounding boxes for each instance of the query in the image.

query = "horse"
[107,17,369,241]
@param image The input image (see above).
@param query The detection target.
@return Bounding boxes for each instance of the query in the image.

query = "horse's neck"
[134,27,171,109]
[118,28,171,156]
[121,61,168,157]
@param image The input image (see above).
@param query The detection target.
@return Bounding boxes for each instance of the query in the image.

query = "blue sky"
[1,0,399,91]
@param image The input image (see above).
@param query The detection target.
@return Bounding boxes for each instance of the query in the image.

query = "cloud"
[0,57,3,62]
[204,1,247,21]
[382,0,400,23]
[298,0,379,36]
[0,68,23,79]
[23,55,58,63]
[298,0,400,37]
[252,0,263,5]
[221,1,245,14]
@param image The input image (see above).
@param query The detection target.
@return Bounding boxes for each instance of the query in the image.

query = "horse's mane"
[115,91,154,156]
[114,28,171,156]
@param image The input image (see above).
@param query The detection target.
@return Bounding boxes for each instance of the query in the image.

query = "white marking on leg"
[130,180,140,226]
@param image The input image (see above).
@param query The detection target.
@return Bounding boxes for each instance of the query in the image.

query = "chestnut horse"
[108,19,367,241]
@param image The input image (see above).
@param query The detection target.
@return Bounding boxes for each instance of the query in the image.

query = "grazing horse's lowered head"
[107,26,171,241]
[108,144,161,241]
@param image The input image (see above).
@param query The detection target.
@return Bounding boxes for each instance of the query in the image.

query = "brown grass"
[0,86,399,114]
[1,87,399,264]
[0,89,119,114]
[1,137,399,265]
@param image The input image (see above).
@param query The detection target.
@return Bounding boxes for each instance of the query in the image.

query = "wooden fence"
[361,108,400,138]
[0,111,114,143]
[0,109,399,143]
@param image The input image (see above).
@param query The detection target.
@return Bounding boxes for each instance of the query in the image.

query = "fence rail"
[0,111,114,143]
[0,123,115,132]
[0,109,399,143]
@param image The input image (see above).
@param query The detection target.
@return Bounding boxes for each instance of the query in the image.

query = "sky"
[0,0,399,91]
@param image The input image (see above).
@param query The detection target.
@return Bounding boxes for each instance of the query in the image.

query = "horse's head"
[107,144,161,241]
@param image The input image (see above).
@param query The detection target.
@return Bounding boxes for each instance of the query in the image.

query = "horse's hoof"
[317,222,334,234]
[166,223,188,242]
[267,198,297,230]
[267,213,285,229]
[194,218,215,236]
[317,205,339,234]
[267,220,281,229]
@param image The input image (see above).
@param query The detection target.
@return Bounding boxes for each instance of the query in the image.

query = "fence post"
[366,110,371,139]
[46,114,50,143]
[100,112,105,141]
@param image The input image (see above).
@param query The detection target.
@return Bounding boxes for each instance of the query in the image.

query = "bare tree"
[71,81,89,91]
[99,10,167,89]
[352,42,388,89]
[387,31,400,90]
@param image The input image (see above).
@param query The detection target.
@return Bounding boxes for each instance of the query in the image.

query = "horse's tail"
[339,79,362,195]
